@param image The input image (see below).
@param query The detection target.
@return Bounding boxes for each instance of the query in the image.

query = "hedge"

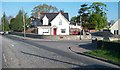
[97,40,120,53]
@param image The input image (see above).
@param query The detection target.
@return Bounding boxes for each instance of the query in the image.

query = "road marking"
[3,54,8,67]
[11,44,14,47]
[3,54,6,63]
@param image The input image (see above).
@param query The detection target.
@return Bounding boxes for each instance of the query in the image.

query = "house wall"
[110,19,120,35]
[51,13,70,35]
[43,15,49,25]
[38,27,51,35]
[69,24,82,29]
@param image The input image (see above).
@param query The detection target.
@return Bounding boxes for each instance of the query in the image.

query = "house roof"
[110,19,120,30]
[31,12,69,26]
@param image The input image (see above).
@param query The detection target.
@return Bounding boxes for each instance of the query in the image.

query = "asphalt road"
[1,35,119,68]
[0,35,2,69]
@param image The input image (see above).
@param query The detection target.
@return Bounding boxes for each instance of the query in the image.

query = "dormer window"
[59,19,62,25]
[43,15,49,25]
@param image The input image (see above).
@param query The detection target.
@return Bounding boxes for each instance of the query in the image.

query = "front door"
[53,28,57,35]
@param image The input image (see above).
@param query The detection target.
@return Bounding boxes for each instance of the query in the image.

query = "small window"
[114,30,118,35]
[59,19,62,25]
[43,29,49,33]
[61,29,66,33]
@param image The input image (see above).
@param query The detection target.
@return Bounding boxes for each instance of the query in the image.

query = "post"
[80,28,82,40]
[3,17,4,32]
[80,15,82,40]
[34,21,37,34]
[22,8,26,38]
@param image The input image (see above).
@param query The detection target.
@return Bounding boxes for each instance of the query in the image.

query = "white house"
[32,12,70,35]
[110,19,120,35]
[69,23,82,30]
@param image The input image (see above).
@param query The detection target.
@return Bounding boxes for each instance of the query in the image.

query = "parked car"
[0,31,4,35]
[5,31,9,34]
[73,31,79,35]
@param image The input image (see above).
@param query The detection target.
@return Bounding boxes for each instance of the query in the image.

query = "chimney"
[59,10,64,13]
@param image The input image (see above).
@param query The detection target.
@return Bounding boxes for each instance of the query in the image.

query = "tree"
[1,12,10,31]
[78,4,90,28]
[24,13,31,29]
[31,4,58,17]
[70,15,80,25]
[0,25,2,30]
[78,2,108,30]
[15,10,24,31]
[109,20,115,25]
[9,9,30,32]
[9,18,16,31]
[90,2,108,30]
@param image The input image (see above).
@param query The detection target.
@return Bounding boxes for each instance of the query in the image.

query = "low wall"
[97,40,120,53]
[9,32,91,40]
[94,36,120,41]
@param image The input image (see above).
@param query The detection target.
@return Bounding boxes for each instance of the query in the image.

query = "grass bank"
[85,49,120,64]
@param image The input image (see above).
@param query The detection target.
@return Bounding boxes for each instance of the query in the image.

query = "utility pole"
[2,12,5,32]
[22,8,26,39]
[80,15,82,40]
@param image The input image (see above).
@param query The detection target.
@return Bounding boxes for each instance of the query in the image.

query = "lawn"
[114,40,120,43]
[85,49,120,64]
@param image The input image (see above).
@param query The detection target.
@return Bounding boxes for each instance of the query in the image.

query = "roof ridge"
[40,12,68,14]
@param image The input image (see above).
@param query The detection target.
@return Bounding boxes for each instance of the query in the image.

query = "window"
[61,29,66,33]
[43,28,49,33]
[114,30,118,35]
[59,19,62,25]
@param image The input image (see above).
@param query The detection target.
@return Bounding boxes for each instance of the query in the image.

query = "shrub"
[97,40,120,53]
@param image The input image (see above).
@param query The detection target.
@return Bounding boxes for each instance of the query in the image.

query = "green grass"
[85,49,120,63]
[113,40,120,43]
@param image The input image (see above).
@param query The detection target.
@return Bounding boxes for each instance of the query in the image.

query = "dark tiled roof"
[31,13,69,26]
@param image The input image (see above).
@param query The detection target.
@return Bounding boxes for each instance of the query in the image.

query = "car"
[0,31,4,35]
[73,31,79,35]
[5,31,9,34]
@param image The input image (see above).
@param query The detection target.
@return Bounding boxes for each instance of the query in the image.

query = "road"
[0,35,2,69]
[1,35,119,68]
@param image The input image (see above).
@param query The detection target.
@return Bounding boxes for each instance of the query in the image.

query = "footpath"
[69,42,120,67]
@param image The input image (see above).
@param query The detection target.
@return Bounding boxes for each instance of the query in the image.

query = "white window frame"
[59,19,62,25]
[61,29,66,33]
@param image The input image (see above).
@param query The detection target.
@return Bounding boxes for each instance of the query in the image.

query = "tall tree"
[1,12,10,31]
[90,2,108,30]
[15,10,24,31]
[31,4,58,17]
[78,4,90,28]
[78,2,108,30]
[9,18,17,31]
[10,9,30,31]
[70,15,80,25]
[24,13,31,29]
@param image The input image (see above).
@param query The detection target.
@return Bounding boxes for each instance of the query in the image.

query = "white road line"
[3,53,8,67]
[3,54,6,63]
[11,44,14,47]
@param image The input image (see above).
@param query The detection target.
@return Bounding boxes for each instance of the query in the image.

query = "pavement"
[69,42,96,53]
[69,41,120,67]
[0,35,2,69]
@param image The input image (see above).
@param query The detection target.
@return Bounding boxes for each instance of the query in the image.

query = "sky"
[0,2,119,22]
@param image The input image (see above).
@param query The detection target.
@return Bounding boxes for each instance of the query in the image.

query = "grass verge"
[85,49,120,64]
